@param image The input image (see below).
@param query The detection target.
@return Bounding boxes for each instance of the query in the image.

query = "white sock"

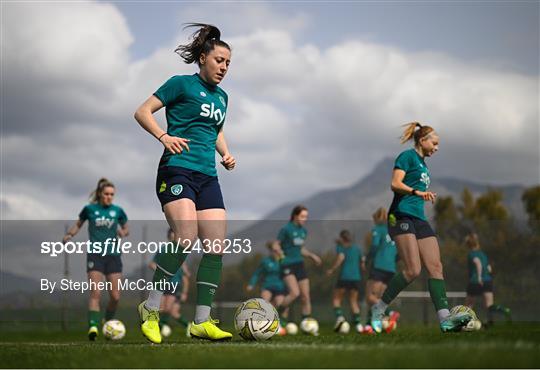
[437,308,450,322]
[194,305,211,324]
[145,290,163,311]
[374,300,388,313]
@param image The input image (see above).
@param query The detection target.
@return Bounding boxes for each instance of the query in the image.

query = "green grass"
[1,323,539,368]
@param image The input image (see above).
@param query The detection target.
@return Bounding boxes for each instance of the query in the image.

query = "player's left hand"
[221,153,236,170]
[180,292,188,303]
[312,254,322,266]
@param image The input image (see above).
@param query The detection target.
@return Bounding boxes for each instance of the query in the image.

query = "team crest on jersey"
[94,211,99,215]
[400,223,410,231]
[171,184,183,196]
[109,210,116,217]
[200,91,207,97]
[88,261,94,269]
[219,96,226,107]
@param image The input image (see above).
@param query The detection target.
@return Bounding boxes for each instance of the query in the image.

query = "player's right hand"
[418,191,437,203]
[62,234,72,243]
[160,134,190,154]
[246,285,253,292]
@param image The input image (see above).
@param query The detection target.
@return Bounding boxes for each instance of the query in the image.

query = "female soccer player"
[464,232,511,326]
[148,228,191,337]
[134,23,235,343]
[326,230,365,332]
[365,207,399,330]
[276,205,322,326]
[63,178,129,341]
[370,122,472,333]
[247,240,287,308]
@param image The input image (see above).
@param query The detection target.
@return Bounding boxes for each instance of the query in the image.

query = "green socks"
[152,248,189,285]
[428,278,449,311]
[104,309,115,321]
[88,310,101,328]
[160,313,170,327]
[353,313,361,325]
[382,272,411,304]
[177,315,189,328]
[334,307,343,319]
[196,254,223,307]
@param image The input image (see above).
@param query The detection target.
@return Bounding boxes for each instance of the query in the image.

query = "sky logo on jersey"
[200,103,225,125]
[420,172,431,187]
[95,216,114,228]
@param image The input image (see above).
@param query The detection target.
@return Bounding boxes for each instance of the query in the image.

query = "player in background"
[148,228,191,337]
[276,205,322,327]
[370,122,472,333]
[365,207,400,332]
[464,232,511,326]
[326,230,365,333]
[134,23,235,343]
[63,178,129,341]
[247,240,287,308]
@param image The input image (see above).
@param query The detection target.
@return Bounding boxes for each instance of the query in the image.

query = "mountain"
[227,158,528,262]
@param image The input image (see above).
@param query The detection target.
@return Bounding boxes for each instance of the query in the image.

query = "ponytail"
[400,122,434,145]
[175,23,230,65]
[372,207,387,224]
[89,178,114,203]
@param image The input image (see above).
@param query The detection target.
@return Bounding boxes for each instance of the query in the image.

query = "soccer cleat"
[370,304,385,333]
[88,326,98,341]
[190,318,233,341]
[185,322,192,338]
[138,301,161,344]
[440,312,472,333]
[385,311,400,333]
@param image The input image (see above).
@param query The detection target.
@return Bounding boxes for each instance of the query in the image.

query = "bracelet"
[157,133,167,142]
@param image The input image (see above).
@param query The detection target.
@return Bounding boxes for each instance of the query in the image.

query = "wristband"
[157,133,167,142]
[411,189,418,196]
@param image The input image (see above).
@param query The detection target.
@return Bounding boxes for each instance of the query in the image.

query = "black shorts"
[466,281,494,296]
[388,213,436,240]
[280,262,308,281]
[336,280,361,290]
[156,166,225,211]
[87,254,122,274]
[369,268,395,284]
[264,286,287,296]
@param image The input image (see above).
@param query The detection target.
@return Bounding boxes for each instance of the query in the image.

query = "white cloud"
[1,2,537,222]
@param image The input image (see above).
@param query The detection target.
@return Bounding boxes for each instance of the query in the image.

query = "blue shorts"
[280,262,307,281]
[156,166,225,211]
[336,280,361,290]
[87,254,122,274]
[263,286,287,296]
[369,268,395,284]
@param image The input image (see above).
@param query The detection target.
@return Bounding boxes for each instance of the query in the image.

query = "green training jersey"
[336,243,362,281]
[248,256,285,291]
[369,224,398,273]
[468,250,492,283]
[389,148,431,220]
[277,222,307,266]
[154,73,228,177]
[79,203,127,255]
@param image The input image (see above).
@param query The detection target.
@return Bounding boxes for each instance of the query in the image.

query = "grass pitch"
[1,323,539,368]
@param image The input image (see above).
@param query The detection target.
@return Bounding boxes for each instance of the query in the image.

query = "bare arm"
[134,95,190,154]
[148,261,157,271]
[117,222,129,238]
[391,168,436,203]
[63,219,85,243]
[216,129,235,170]
[326,253,345,276]
[301,247,322,266]
[473,257,483,284]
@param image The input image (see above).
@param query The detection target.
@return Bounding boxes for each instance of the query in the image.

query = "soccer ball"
[337,321,350,334]
[285,322,298,335]
[463,319,482,332]
[160,324,172,338]
[450,305,478,320]
[234,298,280,341]
[102,319,126,340]
[300,317,319,336]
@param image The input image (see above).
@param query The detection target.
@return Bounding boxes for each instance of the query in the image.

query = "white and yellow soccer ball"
[300,317,319,336]
[102,319,126,340]
[160,324,172,338]
[285,322,298,335]
[337,321,350,334]
[234,298,280,341]
[450,305,481,331]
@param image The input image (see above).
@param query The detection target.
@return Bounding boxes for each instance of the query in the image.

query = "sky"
[1,1,539,221]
